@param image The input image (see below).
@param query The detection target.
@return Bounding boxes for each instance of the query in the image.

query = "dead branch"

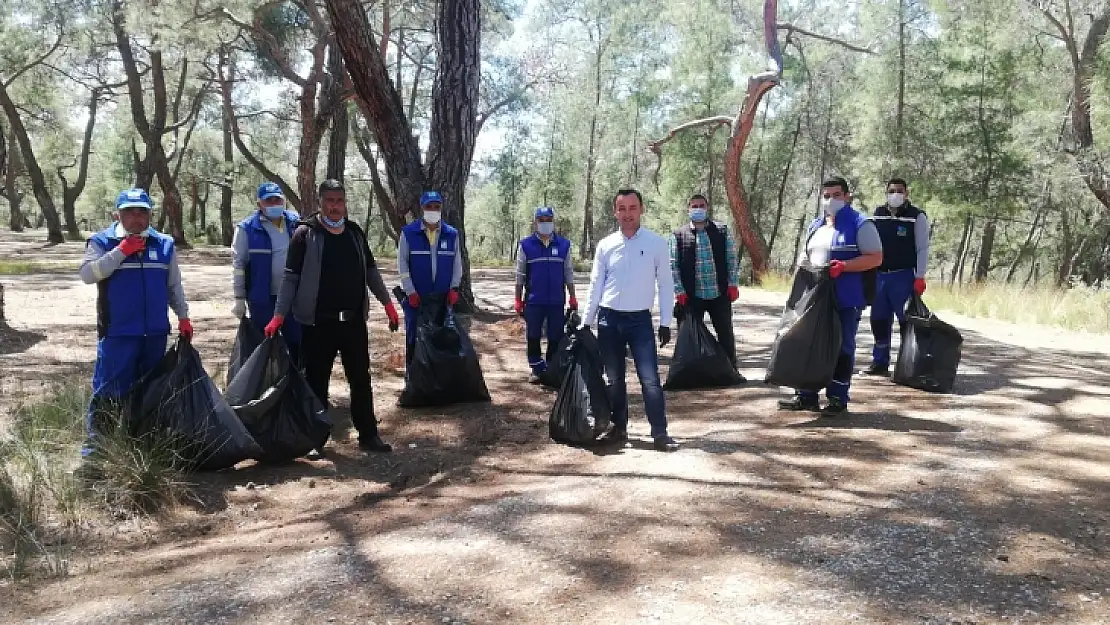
[775,24,874,54]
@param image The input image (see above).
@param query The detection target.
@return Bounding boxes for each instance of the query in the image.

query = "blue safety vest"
[89,225,175,338]
[520,234,570,306]
[806,206,871,309]
[402,221,458,295]
[873,203,923,272]
[238,210,298,303]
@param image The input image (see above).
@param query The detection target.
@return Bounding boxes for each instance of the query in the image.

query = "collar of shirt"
[533,233,553,247]
[423,224,440,247]
[622,227,644,241]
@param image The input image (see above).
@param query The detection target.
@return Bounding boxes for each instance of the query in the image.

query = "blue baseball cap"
[256,181,284,200]
[116,188,153,211]
[420,191,443,206]
[534,206,555,219]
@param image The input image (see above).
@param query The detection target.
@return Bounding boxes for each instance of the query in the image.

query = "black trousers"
[302,319,378,439]
[681,295,737,366]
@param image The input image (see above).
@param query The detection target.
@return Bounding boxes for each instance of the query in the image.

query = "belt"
[318,310,361,322]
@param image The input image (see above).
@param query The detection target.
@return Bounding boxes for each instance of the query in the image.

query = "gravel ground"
[1,231,1109,624]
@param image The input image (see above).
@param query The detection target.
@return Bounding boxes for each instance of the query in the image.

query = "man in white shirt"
[583,188,678,452]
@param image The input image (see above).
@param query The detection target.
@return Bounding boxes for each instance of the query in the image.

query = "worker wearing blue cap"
[231,181,302,362]
[78,188,192,452]
[515,206,577,382]
[397,190,463,363]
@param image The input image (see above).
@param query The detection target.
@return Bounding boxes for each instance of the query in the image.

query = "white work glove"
[231,299,247,319]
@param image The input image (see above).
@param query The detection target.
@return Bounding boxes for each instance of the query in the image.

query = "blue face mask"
[321,214,345,228]
[689,208,708,223]
[536,222,555,236]
[263,205,284,219]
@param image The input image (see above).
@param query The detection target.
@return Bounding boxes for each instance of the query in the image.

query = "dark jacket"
[274,214,392,326]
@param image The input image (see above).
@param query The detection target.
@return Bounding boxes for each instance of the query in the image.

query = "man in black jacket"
[269,179,400,453]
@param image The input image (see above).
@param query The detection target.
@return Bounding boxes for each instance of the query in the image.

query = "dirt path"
[2,232,1110,624]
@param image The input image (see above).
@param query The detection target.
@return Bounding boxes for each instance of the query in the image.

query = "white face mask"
[886,193,906,209]
[423,210,441,225]
[821,198,846,216]
[536,222,555,236]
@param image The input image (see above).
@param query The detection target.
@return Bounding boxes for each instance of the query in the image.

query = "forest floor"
[2,230,1110,624]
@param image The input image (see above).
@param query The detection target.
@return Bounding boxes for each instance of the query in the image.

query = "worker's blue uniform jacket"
[86,225,176,452]
[520,234,571,372]
[870,203,925,366]
[401,221,459,342]
[238,210,302,358]
[801,206,872,404]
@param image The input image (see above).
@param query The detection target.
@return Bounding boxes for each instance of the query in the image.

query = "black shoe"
[527,373,542,384]
[862,363,890,376]
[821,397,849,417]
[734,370,748,384]
[778,394,820,411]
[653,436,679,452]
[598,427,628,444]
[358,435,393,453]
[305,448,327,461]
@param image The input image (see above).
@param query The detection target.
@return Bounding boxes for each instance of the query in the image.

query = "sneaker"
[778,394,820,412]
[862,363,890,376]
[598,427,628,444]
[358,435,393,453]
[821,397,849,417]
[653,436,679,452]
[305,448,327,461]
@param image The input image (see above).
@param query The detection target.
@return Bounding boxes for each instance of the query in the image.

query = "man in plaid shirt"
[668,193,745,381]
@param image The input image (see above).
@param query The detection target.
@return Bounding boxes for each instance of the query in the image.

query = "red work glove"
[914,278,927,295]
[514,298,524,316]
[178,319,194,340]
[829,260,846,279]
[727,286,739,302]
[447,289,459,306]
[264,315,284,338]
[118,235,146,257]
[384,302,400,332]
[676,293,689,307]
[407,293,421,309]
[567,297,578,311]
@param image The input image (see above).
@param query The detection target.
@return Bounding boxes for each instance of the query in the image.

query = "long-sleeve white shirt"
[583,227,674,327]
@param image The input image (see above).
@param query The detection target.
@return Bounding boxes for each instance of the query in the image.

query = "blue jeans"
[870,269,914,366]
[524,303,565,372]
[85,335,168,454]
[596,308,668,437]
[248,295,301,365]
[800,307,862,404]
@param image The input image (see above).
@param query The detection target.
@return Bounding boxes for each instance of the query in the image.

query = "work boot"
[653,435,679,452]
[862,363,890,376]
[527,373,542,384]
[821,397,849,417]
[778,394,820,412]
[598,426,628,445]
[358,435,393,453]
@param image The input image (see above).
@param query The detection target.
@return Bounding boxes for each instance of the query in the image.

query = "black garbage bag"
[549,325,611,445]
[399,293,492,407]
[664,316,744,390]
[893,295,963,393]
[539,309,582,390]
[91,337,262,471]
[764,265,842,391]
[224,335,332,462]
[227,317,263,385]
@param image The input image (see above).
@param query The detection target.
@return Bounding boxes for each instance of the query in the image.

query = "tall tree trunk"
[768,113,801,258]
[580,42,603,259]
[952,214,973,286]
[895,0,906,157]
[325,44,348,183]
[789,213,806,273]
[59,89,100,240]
[542,118,557,206]
[1057,207,1073,286]
[974,218,996,282]
[220,58,236,247]
[5,127,24,233]
[0,80,64,243]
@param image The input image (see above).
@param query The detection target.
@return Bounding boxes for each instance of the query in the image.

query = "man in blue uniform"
[79,188,193,450]
[863,177,930,376]
[514,206,578,383]
[397,191,463,365]
[231,181,301,362]
[778,177,883,416]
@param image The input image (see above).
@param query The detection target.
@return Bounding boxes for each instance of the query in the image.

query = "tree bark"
[895,0,906,156]
[5,125,24,233]
[973,218,996,282]
[768,113,801,259]
[59,89,100,240]
[954,215,974,286]
[0,79,64,243]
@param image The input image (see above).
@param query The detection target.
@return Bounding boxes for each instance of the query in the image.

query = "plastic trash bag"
[893,295,963,393]
[97,337,262,471]
[764,264,842,391]
[549,325,611,445]
[664,316,745,390]
[227,317,263,385]
[539,309,581,390]
[399,293,492,408]
[224,334,332,462]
